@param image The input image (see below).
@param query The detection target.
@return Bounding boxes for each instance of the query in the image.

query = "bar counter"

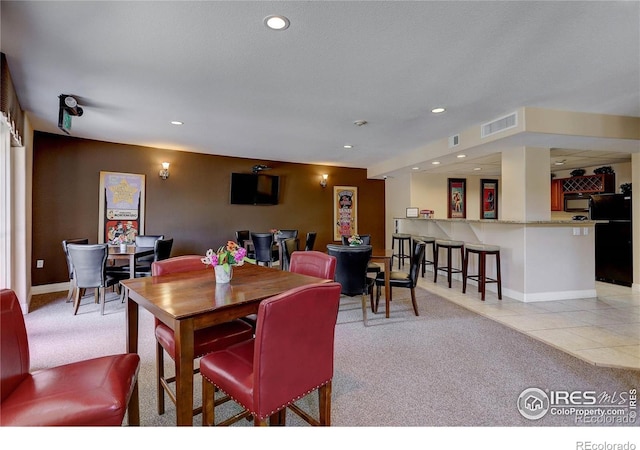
[396,217,598,302]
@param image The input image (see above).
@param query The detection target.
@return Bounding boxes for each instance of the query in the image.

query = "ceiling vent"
[448,134,460,148]
[481,111,517,138]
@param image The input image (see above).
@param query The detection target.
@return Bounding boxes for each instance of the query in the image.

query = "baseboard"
[31,282,70,295]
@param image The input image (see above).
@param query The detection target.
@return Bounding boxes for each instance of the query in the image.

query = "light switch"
[572,228,580,236]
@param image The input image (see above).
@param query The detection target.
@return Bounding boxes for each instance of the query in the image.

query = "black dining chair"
[280,238,298,271]
[326,244,374,326]
[235,230,255,259]
[61,238,89,303]
[134,238,174,277]
[251,232,276,267]
[374,239,425,317]
[66,243,124,315]
[304,232,317,251]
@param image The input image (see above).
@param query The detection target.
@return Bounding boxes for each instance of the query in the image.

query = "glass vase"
[214,265,233,283]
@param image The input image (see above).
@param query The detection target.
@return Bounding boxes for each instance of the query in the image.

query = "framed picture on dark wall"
[481,179,498,219]
[448,178,466,218]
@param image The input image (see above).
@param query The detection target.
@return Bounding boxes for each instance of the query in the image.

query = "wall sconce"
[159,162,170,180]
[320,174,328,188]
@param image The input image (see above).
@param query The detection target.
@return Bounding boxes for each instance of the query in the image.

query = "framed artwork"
[98,171,145,244]
[334,186,358,240]
[406,207,419,218]
[481,179,498,219]
[447,178,466,219]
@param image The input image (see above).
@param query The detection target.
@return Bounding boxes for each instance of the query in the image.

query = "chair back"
[409,240,426,288]
[67,244,109,289]
[251,232,275,264]
[276,229,298,239]
[1,289,30,403]
[326,244,372,297]
[152,255,206,276]
[340,234,371,245]
[304,232,317,251]
[154,238,174,262]
[252,282,341,419]
[136,235,165,263]
[235,230,250,247]
[61,238,89,279]
[290,251,336,280]
[280,238,298,271]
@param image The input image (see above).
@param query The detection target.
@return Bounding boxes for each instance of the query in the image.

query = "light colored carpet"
[24,287,639,428]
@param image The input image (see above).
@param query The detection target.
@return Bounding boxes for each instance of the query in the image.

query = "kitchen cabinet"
[561,174,615,194]
[551,178,563,211]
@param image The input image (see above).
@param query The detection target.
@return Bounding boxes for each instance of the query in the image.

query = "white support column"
[501,147,551,221]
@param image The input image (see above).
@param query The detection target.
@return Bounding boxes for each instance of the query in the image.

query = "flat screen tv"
[230,173,280,205]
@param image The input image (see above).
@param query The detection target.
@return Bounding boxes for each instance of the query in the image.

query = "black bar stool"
[391,233,411,270]
[462,243,502,301]
[433,239,464,288]
[412,235,436,277]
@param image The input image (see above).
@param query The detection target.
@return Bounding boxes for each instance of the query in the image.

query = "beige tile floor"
[416,272,640,370]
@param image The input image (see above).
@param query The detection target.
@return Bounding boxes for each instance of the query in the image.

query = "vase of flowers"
[201,241,247,283]
[348,234,363,246]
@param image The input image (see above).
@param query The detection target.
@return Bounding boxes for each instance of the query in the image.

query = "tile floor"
[416,272,640,370]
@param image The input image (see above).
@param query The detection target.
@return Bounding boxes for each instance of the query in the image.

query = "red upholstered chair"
[0,289,140,426]
[289,250,336,280]
[151,255,254,416]
[200,282,341,426]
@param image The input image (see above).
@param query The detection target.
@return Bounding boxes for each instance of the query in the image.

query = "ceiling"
[2,1,638,177]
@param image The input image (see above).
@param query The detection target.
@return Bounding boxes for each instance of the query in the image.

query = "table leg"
[126,297,139,354]
[129,254,136,278]
[384,258,391,319]
[174,319,195,426]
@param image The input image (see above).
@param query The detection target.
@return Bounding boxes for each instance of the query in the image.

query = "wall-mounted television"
[230,173,280,205]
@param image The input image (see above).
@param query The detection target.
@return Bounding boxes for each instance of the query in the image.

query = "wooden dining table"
[107,245,154,278]
[121,262,331,426]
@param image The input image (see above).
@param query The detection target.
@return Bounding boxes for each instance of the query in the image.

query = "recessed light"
[431,161,440,165]
[554,161,566,166]
[473,167,482,171]
[343,144,353,149]
[431,107,446,114]
[457,154,466,158]
[170,121,183,125]
[264,15,290,30]
[412,167,420,170]
[353,120,368,127]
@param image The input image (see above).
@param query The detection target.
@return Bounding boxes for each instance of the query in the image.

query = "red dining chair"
[289,250,336,280]
[0,288,140,426]
[151,255,254,416]
[241,250,337,329]
[201,282,341,426]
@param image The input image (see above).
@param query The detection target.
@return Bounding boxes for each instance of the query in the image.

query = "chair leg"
[433,246,439,283]
[410,288,419,316]
[73,287,81,315]
[100,287,106,315]
[318,381,332,426]
[374,284,381,313]
[361,293,368,326]
[127,380,140,426]
[496,252,502,300]
[156,342,166,415]
[462,248,469,294]
[66,280,75,303]
[202,376,215,426]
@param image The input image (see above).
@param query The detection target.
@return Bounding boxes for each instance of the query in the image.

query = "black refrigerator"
[590,194,632,286]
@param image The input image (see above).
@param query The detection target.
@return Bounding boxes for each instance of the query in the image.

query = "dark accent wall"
[32,131,385,286]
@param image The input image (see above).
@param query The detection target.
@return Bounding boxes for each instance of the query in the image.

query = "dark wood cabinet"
[551,178,563,211]
[561,174,615,194]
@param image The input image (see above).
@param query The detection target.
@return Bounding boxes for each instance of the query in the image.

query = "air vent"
[481,111,517,138]
[448,134,460,148]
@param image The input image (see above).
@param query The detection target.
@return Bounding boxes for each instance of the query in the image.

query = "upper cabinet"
[561,174,615,194]
[551,178,563,211]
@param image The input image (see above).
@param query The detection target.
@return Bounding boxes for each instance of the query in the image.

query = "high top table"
[121,262,330,426]
[107,245,154,278]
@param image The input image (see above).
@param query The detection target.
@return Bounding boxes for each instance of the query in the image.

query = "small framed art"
[481,179,498,219]
[447,178,466,219]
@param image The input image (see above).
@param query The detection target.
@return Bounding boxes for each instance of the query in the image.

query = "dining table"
[107,245,154,278]
[121,262,331,426]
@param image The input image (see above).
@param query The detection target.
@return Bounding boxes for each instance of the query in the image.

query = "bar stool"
[412,235,436,277]
[433,239,464,288]
[462,243,502,301]
[391,233,411,270]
